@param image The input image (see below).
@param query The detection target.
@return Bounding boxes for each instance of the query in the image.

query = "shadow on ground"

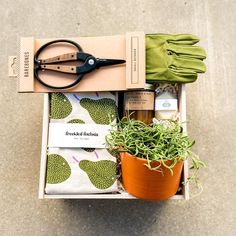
[62,199,165,235]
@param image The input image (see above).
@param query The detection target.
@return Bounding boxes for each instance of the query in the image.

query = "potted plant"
[106,118,205,200]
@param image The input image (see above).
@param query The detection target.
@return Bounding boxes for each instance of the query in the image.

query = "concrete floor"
[0,0,235,235]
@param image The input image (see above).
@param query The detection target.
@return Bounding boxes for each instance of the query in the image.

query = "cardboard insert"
[38,84,189,200]
[17,32,145,93]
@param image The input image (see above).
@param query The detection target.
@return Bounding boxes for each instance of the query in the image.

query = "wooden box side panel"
[38,94,49,199]
[178,84,189,200]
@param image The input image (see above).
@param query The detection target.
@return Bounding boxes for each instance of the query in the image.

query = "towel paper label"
[48,123,111,148]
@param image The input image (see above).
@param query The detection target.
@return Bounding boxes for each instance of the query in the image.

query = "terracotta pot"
[120,152,183,201]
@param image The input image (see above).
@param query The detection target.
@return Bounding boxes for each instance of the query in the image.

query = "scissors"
[34,39,126,89]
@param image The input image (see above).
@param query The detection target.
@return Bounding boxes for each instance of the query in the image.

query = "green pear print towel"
[46,92,118,194]
[50,92,117,125]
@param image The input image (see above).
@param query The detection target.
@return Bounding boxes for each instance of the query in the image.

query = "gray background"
[0,0,235,235]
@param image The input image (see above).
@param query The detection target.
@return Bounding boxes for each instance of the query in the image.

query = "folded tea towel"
[45,92,118,194]
[45,148,117,194]
[49,92,118,125]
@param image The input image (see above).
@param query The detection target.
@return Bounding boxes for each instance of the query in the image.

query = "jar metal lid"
[144,83,154,90]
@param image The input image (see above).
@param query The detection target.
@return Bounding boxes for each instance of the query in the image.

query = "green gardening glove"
[146,34,206,83]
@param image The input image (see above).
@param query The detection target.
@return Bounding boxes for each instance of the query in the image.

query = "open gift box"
[38,84,189,200]
[8,31,199,200]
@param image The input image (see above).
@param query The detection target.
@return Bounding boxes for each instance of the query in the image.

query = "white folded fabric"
[45,92,118,194]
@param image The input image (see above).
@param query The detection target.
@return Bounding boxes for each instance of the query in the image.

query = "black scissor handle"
[34,39,84,90]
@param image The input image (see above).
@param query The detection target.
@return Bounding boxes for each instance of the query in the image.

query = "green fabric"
[46,154,71,184]
[50,93,72,119]
[79,160,116,190]
[146,34,206,83]
[80,98,118,125]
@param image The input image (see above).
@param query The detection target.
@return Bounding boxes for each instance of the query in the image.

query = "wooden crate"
[38,84,189,200]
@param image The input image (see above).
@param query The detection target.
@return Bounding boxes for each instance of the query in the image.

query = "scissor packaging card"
[16,32,145,92]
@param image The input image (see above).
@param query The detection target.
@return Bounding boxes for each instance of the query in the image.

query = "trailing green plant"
[106,117,205,184]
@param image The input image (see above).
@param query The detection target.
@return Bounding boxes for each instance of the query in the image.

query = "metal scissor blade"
[96,58,126,68]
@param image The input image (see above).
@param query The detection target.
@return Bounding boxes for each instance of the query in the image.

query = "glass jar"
[124,83,155,124]
[155,84,178,120]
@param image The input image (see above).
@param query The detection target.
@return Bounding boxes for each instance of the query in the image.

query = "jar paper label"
[125,91,154,110]
[155,99,178,111]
